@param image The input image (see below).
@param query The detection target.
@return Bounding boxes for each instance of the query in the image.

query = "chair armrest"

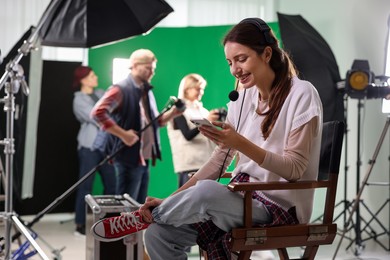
[227,180,329,192]
[190,172,232,179]
[221,172,232,178]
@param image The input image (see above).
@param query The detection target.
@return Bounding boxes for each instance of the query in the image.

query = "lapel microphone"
[228,80,239,101]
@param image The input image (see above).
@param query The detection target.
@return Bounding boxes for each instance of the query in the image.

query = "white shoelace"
[109,212,144,235]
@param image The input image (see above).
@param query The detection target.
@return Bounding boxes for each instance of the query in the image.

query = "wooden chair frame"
[204,121,345,260]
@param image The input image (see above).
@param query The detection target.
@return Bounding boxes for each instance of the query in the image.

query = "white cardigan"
[195,77,323,223]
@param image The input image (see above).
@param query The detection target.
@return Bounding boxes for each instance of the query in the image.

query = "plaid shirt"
[92,84,164,130]
[92,86,123,130]
[192,172,299,260]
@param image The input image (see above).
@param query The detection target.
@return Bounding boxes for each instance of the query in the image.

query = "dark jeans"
[75,147,116,226]
[115,161,149,204]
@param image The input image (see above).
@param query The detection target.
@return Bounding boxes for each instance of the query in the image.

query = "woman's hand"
[207,109,220,122]
[160,106,184,125]
[199,121,242,149]
[139,196,164,223]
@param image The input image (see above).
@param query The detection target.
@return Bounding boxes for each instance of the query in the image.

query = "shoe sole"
[90,220,131,242]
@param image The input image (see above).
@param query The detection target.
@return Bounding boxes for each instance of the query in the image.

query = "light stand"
[0,66,49,260]
[333,114,390,259]
[0,1,72,259]
[340,95,351,226]
[331,59,390,257]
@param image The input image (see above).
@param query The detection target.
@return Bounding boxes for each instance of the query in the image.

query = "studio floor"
[0,213,389,260]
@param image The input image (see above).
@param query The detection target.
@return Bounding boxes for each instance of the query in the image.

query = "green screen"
[89,23,280,198]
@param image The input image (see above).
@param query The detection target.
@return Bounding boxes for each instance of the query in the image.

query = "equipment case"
[85,194,144,260]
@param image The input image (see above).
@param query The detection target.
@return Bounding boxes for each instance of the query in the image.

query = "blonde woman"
[167,73,219,187]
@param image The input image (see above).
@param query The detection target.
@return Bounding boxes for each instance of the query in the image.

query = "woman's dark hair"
[72,65,92,90]
[223,21,297,139]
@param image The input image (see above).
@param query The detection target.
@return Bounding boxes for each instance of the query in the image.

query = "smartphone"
[190,118,214,127]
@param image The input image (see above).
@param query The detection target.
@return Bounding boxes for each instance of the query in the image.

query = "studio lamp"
[345,59,375,99]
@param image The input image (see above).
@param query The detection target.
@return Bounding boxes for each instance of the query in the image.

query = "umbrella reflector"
[39,0,174,48]
[277,12,344,122]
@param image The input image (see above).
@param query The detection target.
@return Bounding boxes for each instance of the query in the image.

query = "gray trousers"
[144,180,272,260]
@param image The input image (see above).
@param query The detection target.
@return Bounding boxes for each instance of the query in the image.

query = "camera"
[217,107,227,121]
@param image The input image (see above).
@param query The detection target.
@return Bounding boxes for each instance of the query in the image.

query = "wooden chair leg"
[302,245,319,260]
[277,248,289,260]
[237,250,252,260]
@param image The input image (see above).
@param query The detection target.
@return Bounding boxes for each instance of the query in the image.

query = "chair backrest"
[318,120,345,181]
[317,121,345,224]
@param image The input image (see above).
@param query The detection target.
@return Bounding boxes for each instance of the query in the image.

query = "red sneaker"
[91,210,150,242]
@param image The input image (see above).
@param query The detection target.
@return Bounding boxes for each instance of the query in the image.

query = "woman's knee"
[192,180,227,201]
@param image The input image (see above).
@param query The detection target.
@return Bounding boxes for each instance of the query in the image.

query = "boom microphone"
[229,80,239,101]
[169,96,186,112]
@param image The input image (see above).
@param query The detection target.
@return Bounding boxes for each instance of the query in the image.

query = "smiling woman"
[89,17,324,260]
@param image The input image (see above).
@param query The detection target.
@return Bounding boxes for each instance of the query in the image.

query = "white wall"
[159,0,276,27]
[0,0,86,62]
[0,0,50,55]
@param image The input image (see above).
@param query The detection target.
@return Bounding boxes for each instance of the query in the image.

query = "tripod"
[333,113,390,259]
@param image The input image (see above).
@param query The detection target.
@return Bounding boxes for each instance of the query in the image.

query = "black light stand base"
[345,198,390,252]
[340,199,389,253]
[333,116,390,259]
